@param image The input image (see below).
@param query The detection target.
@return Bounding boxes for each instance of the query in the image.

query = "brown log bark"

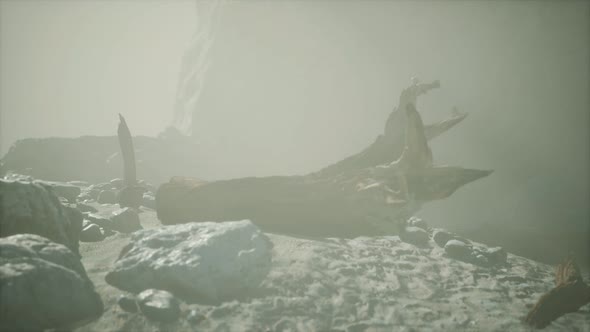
[525,257,590,329]
[155,103,491,237]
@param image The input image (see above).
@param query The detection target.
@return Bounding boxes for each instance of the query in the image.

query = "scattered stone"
[474,254,490,267]
[110,178,125,189]
[186,309,206,324]
[68,180,90,187]
[95,182,115,190]
[97,190,117,204]
[76,203,98,213]
[82,219,92,228]
[117,186,145,209]
[83,213,113,230]
[2,172,33,181]
[0,234,103,331]
[105,220,273,303]
[400,226,430,247]
[78,192,96,203]
[109,208,142,233]
[138,180,156,193]
[80,186,101,201]
[137,289,180,322]
[407,216,428,230]
[432,230,455,247]
[485,247,507,265]
[101,226,116,237]
[79,224,104,242]
[0,179,83,255]
[117,294,138,313]
[455,236,472,245]
[444,240,472,261]
[142,193,156,209]
[35,180,81,203]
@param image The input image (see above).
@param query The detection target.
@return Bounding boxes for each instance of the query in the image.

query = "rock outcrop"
[105,220,273,304]
[0,234,103,331]
[0,179,83,255]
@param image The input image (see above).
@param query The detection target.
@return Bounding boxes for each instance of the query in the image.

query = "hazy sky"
[1,1,589,262]
[0,0,194,153]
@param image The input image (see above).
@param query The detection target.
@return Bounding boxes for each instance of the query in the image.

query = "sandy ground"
[75,204,590,332]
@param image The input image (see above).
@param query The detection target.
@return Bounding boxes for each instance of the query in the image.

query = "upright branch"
[117,114,137,186]
[316,79,464,179]
[384,78,441,141]
[117,114,144,209]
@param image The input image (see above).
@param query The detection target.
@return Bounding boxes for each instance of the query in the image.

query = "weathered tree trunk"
[156,165,491,238]
[313,112,467,179]
[155,101,491,237]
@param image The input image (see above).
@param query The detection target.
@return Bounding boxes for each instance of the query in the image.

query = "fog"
[1,1,589,266]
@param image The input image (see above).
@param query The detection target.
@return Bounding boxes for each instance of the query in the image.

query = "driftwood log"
[156,87,492,237]
[525,257,590,328]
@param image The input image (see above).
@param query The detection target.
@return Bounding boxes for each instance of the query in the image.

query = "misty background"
[1,1,588,266]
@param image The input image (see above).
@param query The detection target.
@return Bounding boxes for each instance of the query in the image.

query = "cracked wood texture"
[525,257,590,329]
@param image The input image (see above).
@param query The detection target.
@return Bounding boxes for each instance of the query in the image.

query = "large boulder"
[399,226,430,247]
[35,180,81,203]
[3,175,83,203]
[97,190,117,204]
[109,208,142,233]
[0,234,103,331]
[0,179,83,255]
[105,220,273,303]
[444,239,473,261]
[117,186,145,209]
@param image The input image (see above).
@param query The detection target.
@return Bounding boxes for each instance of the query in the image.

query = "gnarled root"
[525,257,590,328]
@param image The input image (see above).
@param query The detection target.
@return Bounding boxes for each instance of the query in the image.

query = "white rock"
[105,220,273,303]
